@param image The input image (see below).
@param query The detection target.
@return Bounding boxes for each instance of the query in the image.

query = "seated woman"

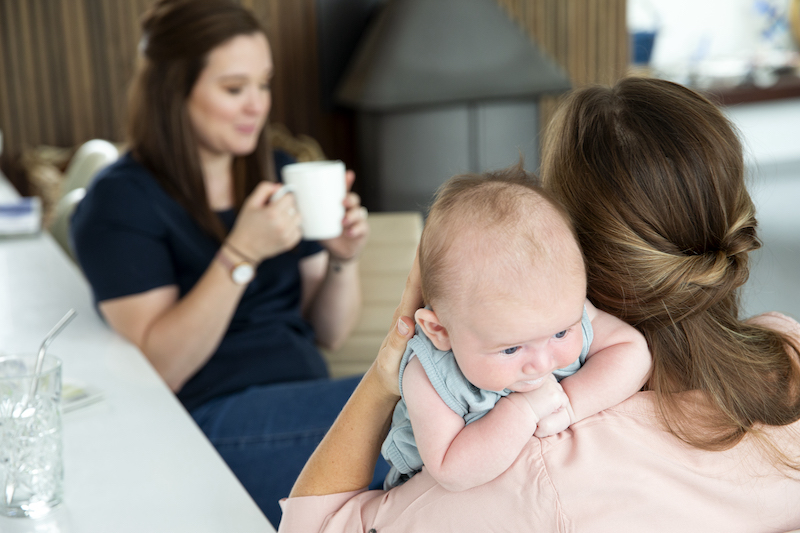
[277,78,800,531]
[70,0,380,526]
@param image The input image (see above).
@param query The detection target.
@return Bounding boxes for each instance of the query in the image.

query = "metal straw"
[27,308,77,400]
[6,309,77,506]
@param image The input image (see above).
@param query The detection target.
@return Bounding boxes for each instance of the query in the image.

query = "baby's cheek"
[557,337,584,367]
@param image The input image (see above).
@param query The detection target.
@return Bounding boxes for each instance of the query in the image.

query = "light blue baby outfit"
[380,307,594,489]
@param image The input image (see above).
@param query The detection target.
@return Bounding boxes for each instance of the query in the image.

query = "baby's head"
[415,166,588,392]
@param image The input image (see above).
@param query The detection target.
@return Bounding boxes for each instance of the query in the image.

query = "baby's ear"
[415,308,452,351]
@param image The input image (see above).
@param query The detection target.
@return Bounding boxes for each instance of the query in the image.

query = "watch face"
[232,263,255,284]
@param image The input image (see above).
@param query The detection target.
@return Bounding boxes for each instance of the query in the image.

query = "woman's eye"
[226,87,243,95]
[502,346,520,355]
[260,82,271,91]
[554,330,568,339]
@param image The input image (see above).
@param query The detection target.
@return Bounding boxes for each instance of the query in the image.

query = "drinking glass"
[0,354,63,518]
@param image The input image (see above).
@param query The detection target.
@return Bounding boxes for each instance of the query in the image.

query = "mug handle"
[270,184,294,203]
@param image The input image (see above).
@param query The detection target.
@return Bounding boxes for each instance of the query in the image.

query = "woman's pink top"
[279,390,800,532]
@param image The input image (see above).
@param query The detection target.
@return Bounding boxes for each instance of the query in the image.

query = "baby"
[381,166,652,491]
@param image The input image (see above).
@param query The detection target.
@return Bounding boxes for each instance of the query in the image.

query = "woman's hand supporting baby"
[288,249,422,497]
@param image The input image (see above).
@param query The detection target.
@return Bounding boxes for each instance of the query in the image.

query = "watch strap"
[215,249,254,284]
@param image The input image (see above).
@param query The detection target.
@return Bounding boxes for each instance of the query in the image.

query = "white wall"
[725,98,800,320]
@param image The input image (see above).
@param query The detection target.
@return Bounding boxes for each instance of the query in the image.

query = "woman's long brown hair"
[541,77,800,466]
[128,0,275,241]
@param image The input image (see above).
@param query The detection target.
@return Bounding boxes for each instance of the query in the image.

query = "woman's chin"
[232,142,258,156]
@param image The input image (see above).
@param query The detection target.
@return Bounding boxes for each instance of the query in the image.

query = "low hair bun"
[722,213,761,259]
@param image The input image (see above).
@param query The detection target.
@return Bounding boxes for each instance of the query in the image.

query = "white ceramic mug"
[278,160,347,240]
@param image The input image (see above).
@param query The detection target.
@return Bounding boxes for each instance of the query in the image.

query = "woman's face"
[187,32,272,160]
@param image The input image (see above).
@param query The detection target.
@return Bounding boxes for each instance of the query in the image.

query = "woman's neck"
[199,149,234,211]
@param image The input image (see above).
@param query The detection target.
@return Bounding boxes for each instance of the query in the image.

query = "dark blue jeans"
[190,376,390,527]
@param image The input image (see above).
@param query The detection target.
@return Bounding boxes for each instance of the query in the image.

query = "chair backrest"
[50,139,119,260]
[49,188,87,261]
[322,211,423,377]
[61,140,119,197]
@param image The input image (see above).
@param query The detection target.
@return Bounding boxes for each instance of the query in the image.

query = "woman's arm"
[100,263,245,391]
[535,299,652,437]
[289,250,422,497]
[301,174,369,350]
[100,181,303,391]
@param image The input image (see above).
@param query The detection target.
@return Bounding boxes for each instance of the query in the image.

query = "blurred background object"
[335,0,571,212]
[791,0,800,46]
[628,0,660,73]
[628,0,799,90]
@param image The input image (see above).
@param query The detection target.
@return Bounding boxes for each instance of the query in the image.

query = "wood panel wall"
[0,0,324,158]
[0,0,627,167]
[497,0,629,130]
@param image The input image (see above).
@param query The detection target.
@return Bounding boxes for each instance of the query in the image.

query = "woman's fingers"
[375,315,415,397]
[342,207,368,239]
[246,181,282,207]
[343,191,361,209]
[392,247,423,325]
[231,182,303,261]
[372,250,423,397]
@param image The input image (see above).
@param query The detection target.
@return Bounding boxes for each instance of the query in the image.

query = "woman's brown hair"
[540,77,800,465]
[128,0,275,241]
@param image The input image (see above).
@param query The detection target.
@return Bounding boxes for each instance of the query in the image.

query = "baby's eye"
[553,330,568,339]
[502,346,520,355]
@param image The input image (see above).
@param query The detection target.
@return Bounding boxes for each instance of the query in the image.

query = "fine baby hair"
[419,164,584,313]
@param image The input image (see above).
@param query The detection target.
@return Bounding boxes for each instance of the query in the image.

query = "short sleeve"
[71,168,177,303]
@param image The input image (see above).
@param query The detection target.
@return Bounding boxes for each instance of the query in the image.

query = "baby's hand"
[533,406,573,438]
[517,375,569,425]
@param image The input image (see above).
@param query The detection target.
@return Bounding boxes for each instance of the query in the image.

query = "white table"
[0,233,275,532]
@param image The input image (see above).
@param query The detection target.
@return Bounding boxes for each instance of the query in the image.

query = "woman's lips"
[236,125,258,134]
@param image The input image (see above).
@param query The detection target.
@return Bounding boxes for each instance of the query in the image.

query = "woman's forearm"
[308,257,362,350]
[102,253,246,391]
[289,359,403,497]
[290,249,423,497]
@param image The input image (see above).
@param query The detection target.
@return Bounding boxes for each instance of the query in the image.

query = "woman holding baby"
[278,78,800,531]
[70,0,379,526]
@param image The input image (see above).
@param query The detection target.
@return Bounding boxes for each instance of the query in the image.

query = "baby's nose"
[521,349,553,375]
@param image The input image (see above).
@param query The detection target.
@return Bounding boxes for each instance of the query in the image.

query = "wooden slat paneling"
[496,0,629,133]
[0,0,322,158]
[0,0,627,174]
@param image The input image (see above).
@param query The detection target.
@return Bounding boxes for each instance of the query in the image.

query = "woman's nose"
[245,89,268,115]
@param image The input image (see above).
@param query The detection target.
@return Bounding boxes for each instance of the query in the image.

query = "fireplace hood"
[336,0,571,111]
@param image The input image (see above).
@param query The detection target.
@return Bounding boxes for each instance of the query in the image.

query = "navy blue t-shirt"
[70,152,329,411]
